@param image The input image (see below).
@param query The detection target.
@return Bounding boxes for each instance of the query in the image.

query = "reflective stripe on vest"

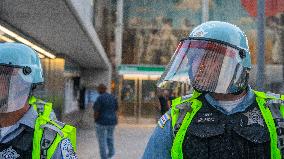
[254,91,284,159]
[171,91,284,159]
[171,91,202,159]
[171,91,202,129]
[29,96,77,159]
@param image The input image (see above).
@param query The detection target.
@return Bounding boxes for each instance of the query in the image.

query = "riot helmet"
[157,21,251,94]
[0,43,43,113]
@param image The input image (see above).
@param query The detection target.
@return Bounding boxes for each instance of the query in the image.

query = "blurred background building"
[0,0,283,124]
[0,0,112,124]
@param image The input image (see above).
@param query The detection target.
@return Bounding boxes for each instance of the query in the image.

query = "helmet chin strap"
[194,85,248,99]
[230,89,246,95]
[193,82,248,95]
[0,102,30,128]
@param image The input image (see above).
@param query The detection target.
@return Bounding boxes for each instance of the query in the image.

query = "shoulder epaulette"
[181,94,194,101]
[41,123,64,137]
[171,91,202,129]
[254,91,283,101]
[35,100,47,114]
[264,92,284,119]
[261,92,283,106]
[175,94,196,110]
[266,92,282,99]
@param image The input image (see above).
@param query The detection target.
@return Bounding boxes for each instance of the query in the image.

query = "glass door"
[119,80,137,117]
[140,80,159,119]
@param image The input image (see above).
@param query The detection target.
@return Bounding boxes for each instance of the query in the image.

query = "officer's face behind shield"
[157,38,249,94]
[0,65,32,113]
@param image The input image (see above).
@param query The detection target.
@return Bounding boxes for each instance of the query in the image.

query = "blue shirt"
[205,87,255,115]
[93,93,118,125]
[142,89,256,159]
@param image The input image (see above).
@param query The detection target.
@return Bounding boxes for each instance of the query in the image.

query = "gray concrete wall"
[81,69,112,92]
[64,78,80,114]
[34,58,66,119]
[66,0,112,91]
[66,0,112,70]
[34,57,82,120]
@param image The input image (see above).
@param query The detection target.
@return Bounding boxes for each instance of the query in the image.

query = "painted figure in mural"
[144,19,178,65]
[143,21,284,158]
[93,84,118,159]
[180,18,193,31]
[136,29,146,64]
[159,18,177,65]
[266,16,283,64]
[0,43,77,158]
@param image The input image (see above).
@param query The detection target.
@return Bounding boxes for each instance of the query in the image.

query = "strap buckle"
[275,118,284,154]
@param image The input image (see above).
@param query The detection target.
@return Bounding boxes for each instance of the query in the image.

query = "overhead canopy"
[0,0,111,70]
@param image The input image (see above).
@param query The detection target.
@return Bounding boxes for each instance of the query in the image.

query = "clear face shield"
[0,65,32,113]
[157,38,249,94]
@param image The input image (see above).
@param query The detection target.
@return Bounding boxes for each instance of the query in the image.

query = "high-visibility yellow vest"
[29,96,77,159]
[171,91,284,159]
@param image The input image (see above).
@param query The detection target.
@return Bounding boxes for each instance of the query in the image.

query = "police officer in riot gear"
[143,21,284,159]
[0,43,77,159]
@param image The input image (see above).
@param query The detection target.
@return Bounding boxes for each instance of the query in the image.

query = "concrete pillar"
[256,0,266,91]
[202,0,209,22]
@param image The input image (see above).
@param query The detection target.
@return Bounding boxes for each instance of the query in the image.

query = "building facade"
[0,0,112,123]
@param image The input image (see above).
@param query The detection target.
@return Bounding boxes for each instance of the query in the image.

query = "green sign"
[118,65,165,74]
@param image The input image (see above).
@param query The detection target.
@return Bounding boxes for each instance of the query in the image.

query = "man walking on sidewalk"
[94,84,118,159]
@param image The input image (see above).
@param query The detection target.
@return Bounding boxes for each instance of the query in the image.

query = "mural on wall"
[122,0,202,65]
[134,19,179,65]
[122,0,283,66]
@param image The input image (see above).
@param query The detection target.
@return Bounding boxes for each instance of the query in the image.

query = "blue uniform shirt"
[205,87,255,115]
[142,88,255,159]
[142,119,173,159]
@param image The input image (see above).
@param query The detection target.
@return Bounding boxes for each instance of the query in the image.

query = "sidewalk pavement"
[77,123,156,159]
[64,106,159,158]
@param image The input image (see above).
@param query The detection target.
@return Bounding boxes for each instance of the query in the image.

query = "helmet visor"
[0,65,32,113]
[157,39,248,94]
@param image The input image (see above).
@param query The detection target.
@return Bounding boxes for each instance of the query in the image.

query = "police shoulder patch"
[0,146,20,159]
[158,112,171,128]
[61,139,78,159]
